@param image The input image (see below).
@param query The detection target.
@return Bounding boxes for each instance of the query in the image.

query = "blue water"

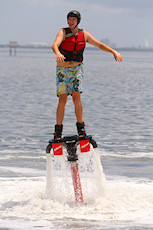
[0,47,153,229]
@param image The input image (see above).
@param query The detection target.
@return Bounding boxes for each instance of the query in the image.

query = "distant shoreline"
[0,44,153,52]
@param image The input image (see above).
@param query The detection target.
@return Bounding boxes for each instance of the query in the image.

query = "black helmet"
[67,10,81,25]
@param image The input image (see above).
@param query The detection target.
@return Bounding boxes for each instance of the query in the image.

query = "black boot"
[54,124,63,140]
[76,122,86,137]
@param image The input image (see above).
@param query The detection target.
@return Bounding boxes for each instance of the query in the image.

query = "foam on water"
[0,175,153,229]
[1,148,153,230]
[0,166,45,176]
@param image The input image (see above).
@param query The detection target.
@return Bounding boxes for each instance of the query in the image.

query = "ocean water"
[0,47,153,229]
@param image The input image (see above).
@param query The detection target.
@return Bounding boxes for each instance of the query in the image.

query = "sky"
[0,0,153,48]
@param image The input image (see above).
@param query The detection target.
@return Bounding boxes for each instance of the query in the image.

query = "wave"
[1,147,153,160]
[99,149,153,159]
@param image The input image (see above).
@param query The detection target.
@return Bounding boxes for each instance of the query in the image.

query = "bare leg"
[56,93,67,125]
[72,91,83,123]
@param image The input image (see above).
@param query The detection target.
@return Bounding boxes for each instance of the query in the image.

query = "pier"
[9,41,18,56]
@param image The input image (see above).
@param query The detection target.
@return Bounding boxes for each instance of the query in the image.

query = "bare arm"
[84,30,123,62]
[52,29,66,63]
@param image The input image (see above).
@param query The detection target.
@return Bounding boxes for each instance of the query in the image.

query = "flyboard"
[46,135,105,205]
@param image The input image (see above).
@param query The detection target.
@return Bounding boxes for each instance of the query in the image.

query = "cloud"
[70,0,153,10]
[2,0,152,16]
[86,4,131,14]
[25,0,63,7]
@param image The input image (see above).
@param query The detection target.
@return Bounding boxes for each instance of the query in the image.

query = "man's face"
[68,17,78,29]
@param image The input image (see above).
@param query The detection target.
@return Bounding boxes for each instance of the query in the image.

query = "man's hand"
[113,51,123,62]
[56,53,66,63]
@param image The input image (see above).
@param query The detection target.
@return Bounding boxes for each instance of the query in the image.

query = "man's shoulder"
[63,27,84,32]
[82,30,92,41]
[63,27,71,33]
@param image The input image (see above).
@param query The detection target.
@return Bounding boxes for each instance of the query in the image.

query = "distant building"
[144,40,149,49]
[101,38,110,46]
[100,38,116,48]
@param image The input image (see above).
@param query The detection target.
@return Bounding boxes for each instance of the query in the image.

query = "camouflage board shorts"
[56,64,83,96]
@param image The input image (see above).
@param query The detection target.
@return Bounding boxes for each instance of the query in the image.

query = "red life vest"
[59,27,86,62]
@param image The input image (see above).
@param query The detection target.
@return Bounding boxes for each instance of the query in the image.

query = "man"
[52,10,123,140]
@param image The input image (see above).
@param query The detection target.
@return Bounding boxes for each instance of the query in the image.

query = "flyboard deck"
[46,135,98,205]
